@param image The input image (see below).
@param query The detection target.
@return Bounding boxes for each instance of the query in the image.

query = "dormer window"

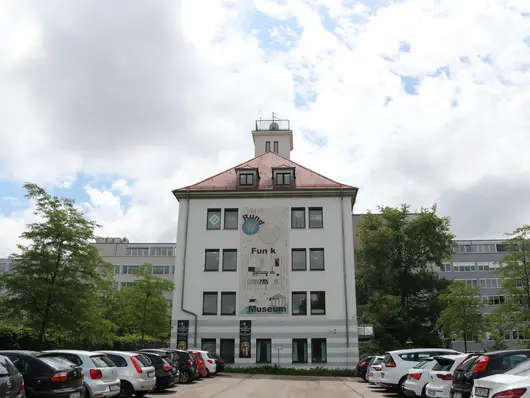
[272,167,295,188]
[236,168,259,188]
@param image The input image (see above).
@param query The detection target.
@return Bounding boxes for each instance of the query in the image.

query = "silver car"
[99,351,156,397]
[40,350,120,398]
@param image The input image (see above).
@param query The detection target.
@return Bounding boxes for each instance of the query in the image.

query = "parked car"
[426,354,479,398]
[0,350,84,398]
[99,351,156,397]
[356,356,375,380]
[189,350,216,377]
[0,354,25,398]
[403,357,437,396]
[208,353,224,373]
[366,356,384,383]
[190,351,207,378]
[177,349,200,379]
[451,350,530,398]
[472,358,530,398]
[138,352,178,392]
[379,348,461,394]
[140,348,195,383]
[40,350,120,398]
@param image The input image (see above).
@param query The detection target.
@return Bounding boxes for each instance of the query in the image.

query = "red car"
[189,351,207,378]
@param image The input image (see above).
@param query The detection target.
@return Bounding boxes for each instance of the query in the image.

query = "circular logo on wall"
[242,218,261,235]
[258,223,281,244]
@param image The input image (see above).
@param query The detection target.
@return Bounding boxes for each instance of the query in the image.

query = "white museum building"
[170,118,360,368]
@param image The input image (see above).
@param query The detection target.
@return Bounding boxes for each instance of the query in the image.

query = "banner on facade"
[239,320,252,358]
[176,320,189,350]
[238,207,290,315]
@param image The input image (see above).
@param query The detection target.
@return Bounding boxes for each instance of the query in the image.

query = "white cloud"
[1,0,530,256]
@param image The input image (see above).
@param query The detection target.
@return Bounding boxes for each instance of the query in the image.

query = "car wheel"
[180,371,190,383]
[399,376,407,396]
[119,381,134,398]
[134,393,148,398]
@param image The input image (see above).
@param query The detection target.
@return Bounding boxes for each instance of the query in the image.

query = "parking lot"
[150,374,392,397]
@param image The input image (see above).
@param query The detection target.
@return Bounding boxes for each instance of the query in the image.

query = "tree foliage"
[483,305,518,351]
[356,204,454,350]
[436,281,484,352]
[106,264,174,343]
[0,183,114,346]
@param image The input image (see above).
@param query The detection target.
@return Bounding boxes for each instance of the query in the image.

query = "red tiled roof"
[174,152,356,191]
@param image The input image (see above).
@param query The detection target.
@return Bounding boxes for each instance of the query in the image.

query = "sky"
[1,0,530,256]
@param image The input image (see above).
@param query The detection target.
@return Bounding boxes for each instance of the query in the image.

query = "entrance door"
[256,339,271,363]
[220,339,235,364]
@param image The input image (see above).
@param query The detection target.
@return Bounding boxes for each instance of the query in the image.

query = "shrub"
[224,364,353,377]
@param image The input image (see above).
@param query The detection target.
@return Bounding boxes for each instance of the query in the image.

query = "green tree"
[115,264,174,343]
[436,281,484,352]
[484,305,517,350]
[498,225,530,341]
[356,205,454,350]
[0,183,114,345]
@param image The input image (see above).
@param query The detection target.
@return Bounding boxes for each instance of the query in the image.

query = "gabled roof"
[172,151,358,202]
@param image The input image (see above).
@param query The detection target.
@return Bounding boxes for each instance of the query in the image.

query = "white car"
[403,357,437,396]
[190,350,216,376]
[367,356,385,383]
[379,348,461,394]
[99,351,156,397]
[472,358,530,398]
[425,354,475,398]
[41,350,120,397]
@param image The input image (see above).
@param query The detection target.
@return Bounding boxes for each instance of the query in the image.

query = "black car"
[139,352,177,392]
[356,356,375,380]
[208,353,224,373]
[451,349,530,398]
[141,348,197,383]
[0,354,25,398]
[0,350,84,398]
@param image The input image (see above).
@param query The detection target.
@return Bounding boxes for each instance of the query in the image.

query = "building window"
[206,209,222,230]
[123,265,139,274]
[311,338,327,363]
[114,266,120,274]
[275,172,292,185]
[171,266,175,274]
[122,282,134,288]
[310,249,325,271]
[265,141,271,152]
[113,282,119,290]
[205,249,220,271]
[308,208,323,228]
[125,247,149,256]
[222,249,237,271]
[150,247,175,256]
[220,339,235,364]
[273,141,279,153]
[310,291,326,315]
[152,265,170,275]
[202,339,216,353]
[239,173,254,186]
[291,208,306,229]
[292,292,307,315]
[224,209,239,229]
[221,292,236,315]
[292,249,307,271]
[292,339,308,363]
[256,339,272,363]
[202,292,218,315]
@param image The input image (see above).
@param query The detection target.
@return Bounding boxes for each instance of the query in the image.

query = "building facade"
[171,119,360,368]
[94,237,176,295]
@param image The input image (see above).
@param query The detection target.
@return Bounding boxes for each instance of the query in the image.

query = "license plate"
[476,388,490,397]
[453,393,462,398]
[110,384,120,391]
[70,393,81,398]
[147,371,154,378]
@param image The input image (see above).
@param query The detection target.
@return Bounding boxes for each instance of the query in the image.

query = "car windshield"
[414,359,433,369]
[373,357,384,365]
[505,358,530,376]
[0,356,9,376]
[133,355,152,367]
[91,355,115,368]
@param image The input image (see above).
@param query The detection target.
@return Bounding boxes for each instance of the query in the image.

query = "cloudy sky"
[1,0,530,256]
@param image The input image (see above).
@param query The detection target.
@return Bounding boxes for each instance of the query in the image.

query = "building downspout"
[180,190,198,347]
[340,189,350,367]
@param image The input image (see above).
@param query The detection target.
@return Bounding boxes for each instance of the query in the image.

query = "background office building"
[171,118,360,368]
